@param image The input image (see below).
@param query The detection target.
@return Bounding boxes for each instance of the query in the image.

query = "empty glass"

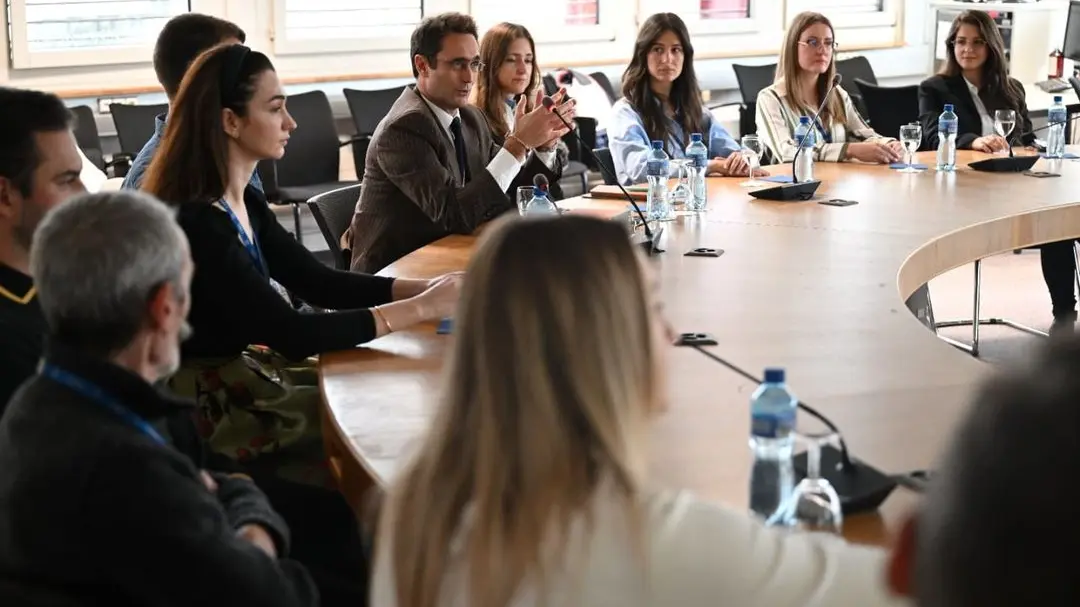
[740,135,766,187]
[898,123,923,173]
[668,158,692,212]
[515,186,533,216]
[994,109,1016,155]
[773,432,844,533]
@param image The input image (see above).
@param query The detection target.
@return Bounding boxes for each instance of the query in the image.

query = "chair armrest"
[339,134,372,148]
[706,101,744,110]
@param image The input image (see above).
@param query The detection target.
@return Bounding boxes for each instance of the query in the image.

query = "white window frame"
[6,0,190,69]
[470,0,617,45]
[271,0,459,55]
[784,0,899,30]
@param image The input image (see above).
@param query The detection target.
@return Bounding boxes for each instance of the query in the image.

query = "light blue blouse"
[609,98,741,185]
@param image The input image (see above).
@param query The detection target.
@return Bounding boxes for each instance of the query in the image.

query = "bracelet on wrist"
[372,306,394,333]
[506,134,530,154]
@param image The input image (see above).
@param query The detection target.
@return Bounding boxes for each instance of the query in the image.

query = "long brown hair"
[473,22,540,139]
[141,44,273,206]
[620,13,704,153]
[940,10,1023,113]
[382,215,659,607]
[777,12,846,127]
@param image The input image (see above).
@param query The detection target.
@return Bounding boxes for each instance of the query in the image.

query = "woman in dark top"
[142,44,461,483]
[920,11,1075,334]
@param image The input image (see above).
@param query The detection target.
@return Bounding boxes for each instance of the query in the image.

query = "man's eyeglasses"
[798,38,838,52]
[436,58,486,72]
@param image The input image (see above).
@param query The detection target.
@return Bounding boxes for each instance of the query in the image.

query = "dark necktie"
[449,116,470,185]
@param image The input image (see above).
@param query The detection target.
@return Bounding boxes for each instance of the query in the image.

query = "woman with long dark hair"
[757,11,900,164]
[472,22,572,198]
[920,11,1074,335]
[142,44,461,483]
[371,214,905,607]
[609,13,760,185]
[917,10,1033,153]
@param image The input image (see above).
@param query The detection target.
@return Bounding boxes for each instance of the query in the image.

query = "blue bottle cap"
[533,185,544,198]
[943,103,954,111]
[798,116,811,124]
[763,368,785,383]
[651,140,664,149]
[1054,95,1063,103]
[690,133,703,142]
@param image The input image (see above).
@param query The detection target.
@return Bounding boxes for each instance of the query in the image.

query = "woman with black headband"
[142,44,461,486]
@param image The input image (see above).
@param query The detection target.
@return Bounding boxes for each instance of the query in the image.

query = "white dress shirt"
[502,103,558,170]
[419,94,523,192]
[77,148,108,193]
[964,77,995,137]
[371,485,909,607]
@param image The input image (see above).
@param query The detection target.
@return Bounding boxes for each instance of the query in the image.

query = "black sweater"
[176,187,396,361]
[917,74,1035,151]
[0,344,318,605]
[0,264,46,410]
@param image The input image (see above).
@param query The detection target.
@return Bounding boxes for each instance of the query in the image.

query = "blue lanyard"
[219,200,265,276]
[40,364,167,446]
[813,117,833,144]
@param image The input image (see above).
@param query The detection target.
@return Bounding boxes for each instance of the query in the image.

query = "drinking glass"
[668,158,692,212]
[774,432,844,533]
[994,109,1016,155]
[740,135,766,187]
[898,123,923,173]
[515,186,533,216]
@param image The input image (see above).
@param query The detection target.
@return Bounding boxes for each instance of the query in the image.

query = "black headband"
[219,44,251,107]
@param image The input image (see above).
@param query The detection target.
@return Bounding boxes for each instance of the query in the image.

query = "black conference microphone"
[531,173,562,214]
[968,116,1077,173]
[690,344,899,515]
[541,95,663,255]
[749,74,843,202]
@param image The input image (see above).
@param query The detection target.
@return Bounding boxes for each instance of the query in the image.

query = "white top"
[370,487,909,607]
[964,77,995,137]
[77,147,108,193]
[419,94,522,192]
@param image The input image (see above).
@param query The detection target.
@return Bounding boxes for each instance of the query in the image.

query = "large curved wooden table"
[319,150,1080,547]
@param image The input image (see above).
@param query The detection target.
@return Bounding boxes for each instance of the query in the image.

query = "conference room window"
[700,0,750,20]
[471,0,616,44]
[271,0,425,55]
[5,0,188,69]
[784,0,897,31]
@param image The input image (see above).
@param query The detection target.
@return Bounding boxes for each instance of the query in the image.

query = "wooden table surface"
[318,149,1080,547]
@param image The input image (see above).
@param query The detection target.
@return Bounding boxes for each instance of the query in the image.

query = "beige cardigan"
[371,487,909,607]
[756,79,892,163]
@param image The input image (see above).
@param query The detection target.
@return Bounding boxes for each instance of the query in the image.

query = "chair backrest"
[732,63,777,105]
[306,183,361,270]
[542,74,558,96]
[853,79,919,144]
[343,86,406,137]
[109,103,167,156]
[593,147,617,186]
[590,71,618,104]
[70,105,105,170]
[836,56,877,87]
[275,90,340,187]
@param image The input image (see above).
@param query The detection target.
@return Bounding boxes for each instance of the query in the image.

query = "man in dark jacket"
[0,191,318,605]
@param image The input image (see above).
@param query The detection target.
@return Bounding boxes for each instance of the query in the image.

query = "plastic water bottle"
[524,186,557,215]
[1047,95,1067,159]
[936,104,958,172]
[645,140,670,221]
[685,133,708,212]
[793,117,815,183]
[749,367,797,525]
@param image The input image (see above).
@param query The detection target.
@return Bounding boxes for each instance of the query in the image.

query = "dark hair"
[620,13,704,155]
[941,10,1023,115]
[410,12,478,78]
[153,13,246,99]
[0,87,73,197]
[142,44,273,207]
[914,335,1080,606]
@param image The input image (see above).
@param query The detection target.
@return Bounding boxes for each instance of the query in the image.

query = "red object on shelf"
[1050,49,1065,79]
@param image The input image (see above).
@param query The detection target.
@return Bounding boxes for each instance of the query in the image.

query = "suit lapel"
[945,75,979,125]
[408,87,463,185]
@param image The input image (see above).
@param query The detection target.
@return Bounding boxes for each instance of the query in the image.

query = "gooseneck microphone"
[531,173,561,213]
[790,73,843,183]
[540,95,663,255]
[689,344,900,515]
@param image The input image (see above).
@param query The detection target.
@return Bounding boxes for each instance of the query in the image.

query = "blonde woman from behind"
[371,214,906,607]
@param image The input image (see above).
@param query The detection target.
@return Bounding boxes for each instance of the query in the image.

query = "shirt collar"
[963,77,979,95]
[0,262,35,305]
[418,91,460,138]
[153,113,167,136]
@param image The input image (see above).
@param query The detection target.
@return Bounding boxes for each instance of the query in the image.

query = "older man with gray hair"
[0,191,318,606]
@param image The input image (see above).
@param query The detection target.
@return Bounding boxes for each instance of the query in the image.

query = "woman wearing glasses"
[756,12,901,164]
[609,12,762,185]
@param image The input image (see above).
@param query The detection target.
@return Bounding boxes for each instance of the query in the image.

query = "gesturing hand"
[510,89,567,149]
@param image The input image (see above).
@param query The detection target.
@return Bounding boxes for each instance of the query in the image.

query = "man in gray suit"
[345,12,571,273]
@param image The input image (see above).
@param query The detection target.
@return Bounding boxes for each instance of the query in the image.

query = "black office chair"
[110,102,167,157]
[257,91,360,238]
[307,183,361,270]
[71,105,132,178]
[593,148,617,186]
[542,74,558,96]
[727,63,778,137]
[852,79,918,144]
[590,71,618,104]
[343,86,406,137]
[836,56,877,122]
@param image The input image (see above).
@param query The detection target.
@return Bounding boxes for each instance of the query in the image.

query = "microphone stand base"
[793,445,898,515]
[632,225,665,255]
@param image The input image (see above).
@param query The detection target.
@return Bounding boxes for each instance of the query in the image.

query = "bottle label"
[646,160,668,176]
[688,153,707,169]
[751,410,795,439]
[938,120,957,135]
